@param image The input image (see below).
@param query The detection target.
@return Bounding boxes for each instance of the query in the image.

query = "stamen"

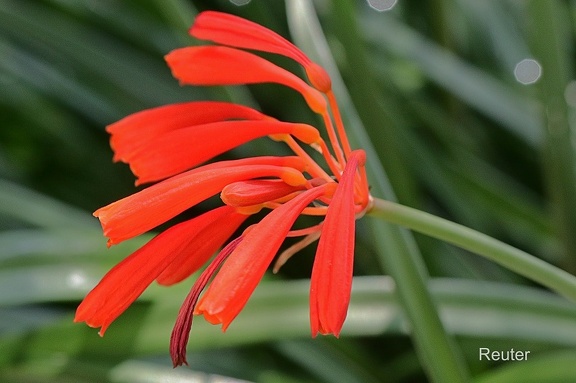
[273,231,321,273]
[286,223,324,237]
[326,90,353,158]
[263,202,329,216]
[322,112,346,167]
[317,140,343,180]
[280,135,333,182]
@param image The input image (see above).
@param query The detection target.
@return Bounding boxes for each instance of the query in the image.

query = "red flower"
[74,11,371,367]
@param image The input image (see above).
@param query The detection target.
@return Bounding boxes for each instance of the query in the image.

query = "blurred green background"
[2,0,576,382]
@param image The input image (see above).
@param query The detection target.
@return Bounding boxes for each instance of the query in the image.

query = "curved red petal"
[125,120,319,184]
[190,11,331,92]
[94,157,307,246]
[310,150,366,336]
[165,46,326,113]
[108,101,267,163]
[191,11,309,67]
[194,184,328,330]
[74,209,233,336]
[156,207,248,286]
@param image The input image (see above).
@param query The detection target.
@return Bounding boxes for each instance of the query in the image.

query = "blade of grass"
[110,359,253,383]
[0,38,120,124]
[474,350,576,383]
[0,229,103,262]
[456,0,530,72]
[0,0,207,116]
[0,179,95,228]
[527,0,576,273]
[153,0,198,37]
[362,11,542,146]
[287,2,470,382]
[275,340,382,383]
[400,127,555,258]
[2,276,576,363]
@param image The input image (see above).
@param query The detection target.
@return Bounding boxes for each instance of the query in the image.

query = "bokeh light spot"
[514,59,542,85]
[367,0,398,12]
[230,0,251,6]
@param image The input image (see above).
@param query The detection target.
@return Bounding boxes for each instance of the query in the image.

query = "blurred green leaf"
[527,0,576,272]
[474,350,576,383]
[362,10,542,146]
[0,179,95,228]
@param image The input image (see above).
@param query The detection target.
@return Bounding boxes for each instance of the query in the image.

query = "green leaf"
[474,350,576,383]
[0,179,95,228]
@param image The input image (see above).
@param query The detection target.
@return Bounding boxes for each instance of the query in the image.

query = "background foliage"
[1,0,576,382]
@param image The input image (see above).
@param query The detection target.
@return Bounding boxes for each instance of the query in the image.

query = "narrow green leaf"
[474,350,576,383]
[363,12,542,145]
[110,359,253,383]
[0,179,95,228]
[2,277,576,362]
[527,0,576,272]
[287,1,470,382]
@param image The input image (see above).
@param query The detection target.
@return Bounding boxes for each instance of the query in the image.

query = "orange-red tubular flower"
[220,179,306,208]
[95,156,308,246]
[310,150,366,337]
[190,11,331,92]
[193,184,333,331]
[123,120,320,184]
[74,206,245,336]
[108,101,268,163]
[165,46,327,114]
[77,10,373,368]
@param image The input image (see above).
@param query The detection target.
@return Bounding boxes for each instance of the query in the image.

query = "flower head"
[74,11,371,367]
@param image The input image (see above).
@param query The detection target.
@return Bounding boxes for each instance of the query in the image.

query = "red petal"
[156,206,248,286]
[94,156,307,246]
[74,207,235,336]
[125,120,319,184]
[194,184,329,330]
[310,150,366,336]
[107,101,267,163]
[191,11,311,66]
[165,46,326,113]
[190,11,331,92]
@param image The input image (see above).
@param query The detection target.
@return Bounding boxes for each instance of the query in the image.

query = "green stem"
[369,198,576,302]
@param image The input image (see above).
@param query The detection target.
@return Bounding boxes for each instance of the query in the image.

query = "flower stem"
[369,198,576,302]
